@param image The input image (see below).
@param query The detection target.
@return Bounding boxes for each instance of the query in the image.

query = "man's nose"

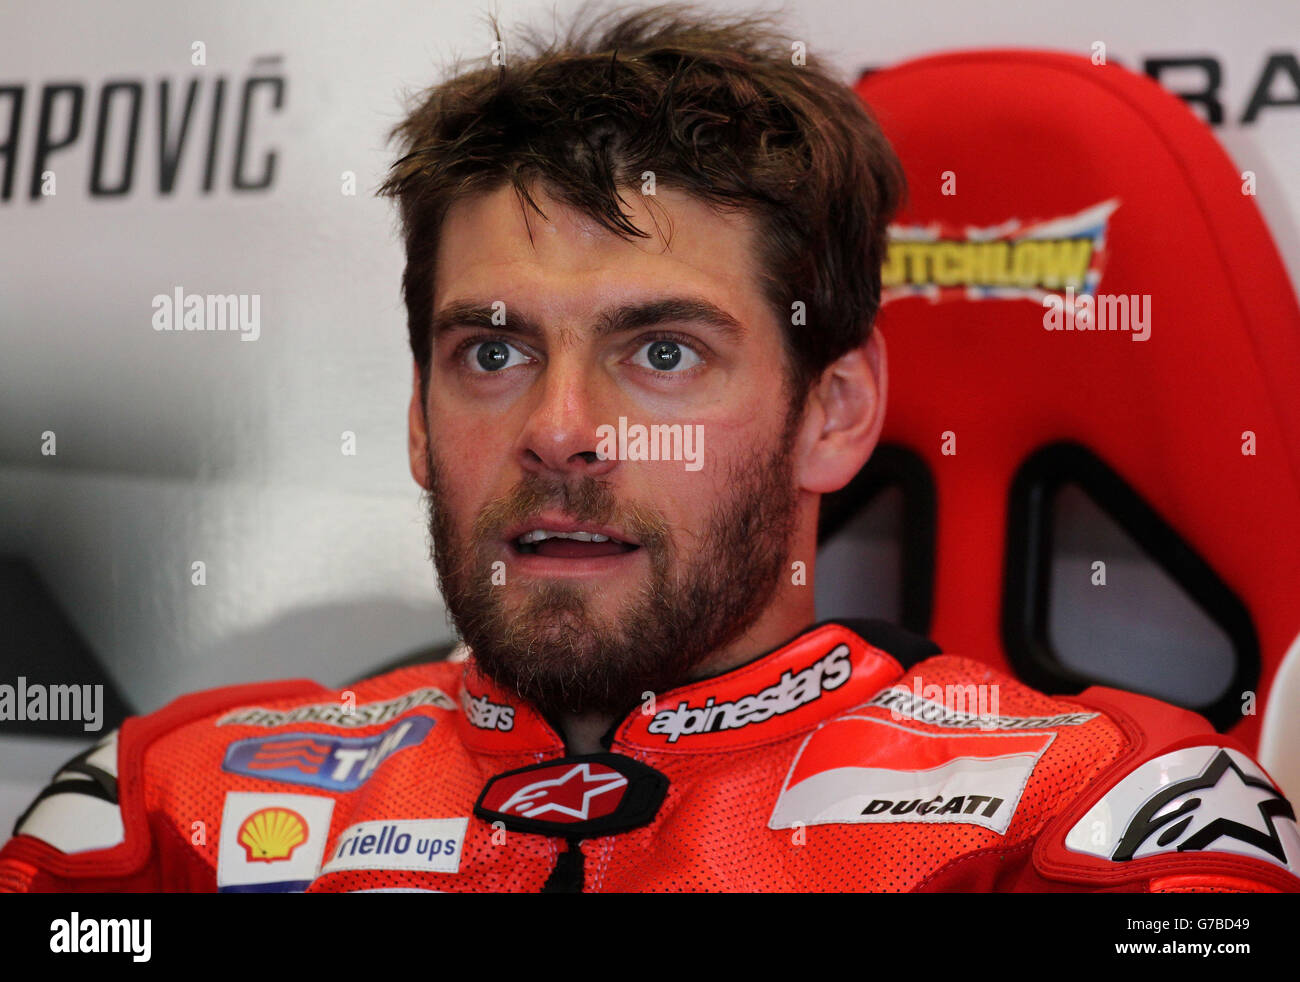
[515,359,618,479]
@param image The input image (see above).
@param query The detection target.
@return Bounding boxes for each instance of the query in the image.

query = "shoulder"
[0,660,467,888]
[1032,685,1300,891]
[817,650,1299,890]
[7,676,328,856]
[880,664,1300,891]
[797,653,1131,839]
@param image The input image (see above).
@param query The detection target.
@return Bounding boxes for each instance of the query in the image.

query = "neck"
[556,561,818,755]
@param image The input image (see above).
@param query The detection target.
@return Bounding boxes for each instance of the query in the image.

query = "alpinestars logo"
[460,688,515,732]
[475,753,669,838]
[496,763,628,821]
[1066,745,1300,873]
[648,643,853,743]
[1114,749,1296,863]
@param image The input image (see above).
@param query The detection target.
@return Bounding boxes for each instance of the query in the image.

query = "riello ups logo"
[0,55,284,202]
[881,199,1119,305]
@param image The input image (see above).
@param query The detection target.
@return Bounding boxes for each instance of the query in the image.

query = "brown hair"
[379,3,905,405]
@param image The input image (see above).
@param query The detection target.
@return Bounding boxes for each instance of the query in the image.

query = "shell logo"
[238,807,309,863]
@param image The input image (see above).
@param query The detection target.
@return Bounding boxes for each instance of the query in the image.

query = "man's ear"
[795,327,887,495]
[408,362,432,490]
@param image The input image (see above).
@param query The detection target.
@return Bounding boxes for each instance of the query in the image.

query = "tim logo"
[222,716,433,792]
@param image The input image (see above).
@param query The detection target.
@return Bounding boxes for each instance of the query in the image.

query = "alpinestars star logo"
[498,763,628,821]
[1065,745,1300,874]
[1114,749,1295,863]
[475,753,670,838]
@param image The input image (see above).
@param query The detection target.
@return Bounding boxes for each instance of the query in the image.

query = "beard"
[424,410,803,721]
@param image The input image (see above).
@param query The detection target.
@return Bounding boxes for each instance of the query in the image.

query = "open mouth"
[510,529,641,559]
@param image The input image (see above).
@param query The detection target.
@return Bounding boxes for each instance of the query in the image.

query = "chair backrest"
[851,50,1300,751]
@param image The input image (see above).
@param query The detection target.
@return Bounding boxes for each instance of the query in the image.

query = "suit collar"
[455,620,920,756]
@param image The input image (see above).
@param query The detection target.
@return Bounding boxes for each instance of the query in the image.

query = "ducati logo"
[1114,749,1296,864]
[475,753,669,838]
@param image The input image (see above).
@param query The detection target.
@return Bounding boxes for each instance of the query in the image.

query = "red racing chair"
[840,51,1300,779]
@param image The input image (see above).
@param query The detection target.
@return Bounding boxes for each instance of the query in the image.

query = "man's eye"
[467,339,529,373]
[632,339,701,373]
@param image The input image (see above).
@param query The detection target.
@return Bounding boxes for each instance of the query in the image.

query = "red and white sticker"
[769,716,1053,835]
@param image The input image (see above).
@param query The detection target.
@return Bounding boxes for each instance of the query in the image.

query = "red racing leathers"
[2,619,1298,892]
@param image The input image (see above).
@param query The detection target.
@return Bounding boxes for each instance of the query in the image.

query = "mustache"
[469,472,674,555]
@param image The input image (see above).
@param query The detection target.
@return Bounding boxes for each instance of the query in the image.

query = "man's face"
[412,184,806,719]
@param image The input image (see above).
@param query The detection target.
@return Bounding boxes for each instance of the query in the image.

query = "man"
[3,6,1297,893]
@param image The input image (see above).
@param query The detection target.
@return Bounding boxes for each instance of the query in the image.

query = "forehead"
[431,183,770,318]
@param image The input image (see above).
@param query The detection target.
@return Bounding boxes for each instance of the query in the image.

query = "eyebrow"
[429,296,745,345]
